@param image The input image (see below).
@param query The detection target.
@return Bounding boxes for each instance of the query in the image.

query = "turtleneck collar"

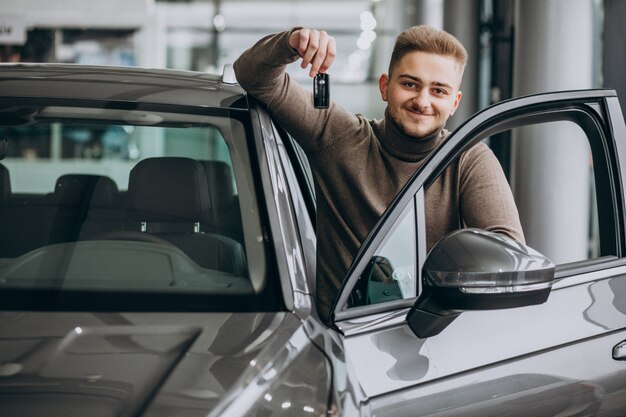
[378,111,446,162]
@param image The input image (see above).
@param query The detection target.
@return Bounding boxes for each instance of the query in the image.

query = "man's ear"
[450,90,462,116]
[379,74,389,102]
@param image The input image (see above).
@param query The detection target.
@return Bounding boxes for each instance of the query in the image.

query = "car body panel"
[206,315,331,417]
[342,274,626,395]
[0,63,246,109]
[0,310,328,417]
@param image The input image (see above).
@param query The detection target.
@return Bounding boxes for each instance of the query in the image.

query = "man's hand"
[288,28,336,78]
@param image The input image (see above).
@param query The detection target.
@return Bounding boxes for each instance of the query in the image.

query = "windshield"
[0,101,281,311]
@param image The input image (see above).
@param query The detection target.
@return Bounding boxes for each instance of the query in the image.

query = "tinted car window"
[348,203,417,308]
[0,103,281,312]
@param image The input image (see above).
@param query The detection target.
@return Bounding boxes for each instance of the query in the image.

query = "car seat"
[125,157,247,275]
[47,174,122,243]
[200,160,244,243]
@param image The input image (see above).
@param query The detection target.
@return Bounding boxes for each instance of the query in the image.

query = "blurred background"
[1,0,624,124]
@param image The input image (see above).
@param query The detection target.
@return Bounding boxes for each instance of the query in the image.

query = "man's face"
[379,51,462,139]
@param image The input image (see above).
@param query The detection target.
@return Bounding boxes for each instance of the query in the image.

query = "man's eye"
[402,82,416,88]
[432,88,447,95]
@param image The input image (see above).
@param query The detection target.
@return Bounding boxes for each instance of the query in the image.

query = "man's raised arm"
[234,29,335,99]
[233,29,360,151]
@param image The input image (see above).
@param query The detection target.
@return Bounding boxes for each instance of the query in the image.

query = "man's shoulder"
[366,116,385,138]
[333,112,382,139]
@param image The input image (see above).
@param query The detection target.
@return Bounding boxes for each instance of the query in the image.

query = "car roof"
[0,63,248,109]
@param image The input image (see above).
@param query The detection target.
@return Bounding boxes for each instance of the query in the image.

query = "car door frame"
[331,88,626,329]
[247,98,319,315]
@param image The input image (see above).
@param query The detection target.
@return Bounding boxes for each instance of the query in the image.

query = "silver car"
[1,64,626,416]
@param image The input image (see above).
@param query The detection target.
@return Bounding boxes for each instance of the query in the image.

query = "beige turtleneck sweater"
[234,30,524,323]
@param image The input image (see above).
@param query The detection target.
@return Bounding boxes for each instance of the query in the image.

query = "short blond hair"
[389,25,468,76]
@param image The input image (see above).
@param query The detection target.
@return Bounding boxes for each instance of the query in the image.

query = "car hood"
[0,310,323,417]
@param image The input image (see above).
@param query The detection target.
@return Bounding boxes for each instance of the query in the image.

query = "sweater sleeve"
[233,30,362,153]
[459,143,526,243]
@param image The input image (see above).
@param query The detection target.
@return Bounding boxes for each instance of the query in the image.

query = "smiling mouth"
[406,108,434,118]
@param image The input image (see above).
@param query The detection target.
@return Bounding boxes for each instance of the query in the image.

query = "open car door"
[332,89,626,416]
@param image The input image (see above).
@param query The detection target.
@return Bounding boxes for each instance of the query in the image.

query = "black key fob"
[313,73,329,109]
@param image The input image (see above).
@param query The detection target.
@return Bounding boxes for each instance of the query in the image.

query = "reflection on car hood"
[0,311,301,417]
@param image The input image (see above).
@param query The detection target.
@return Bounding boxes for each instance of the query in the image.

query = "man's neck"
[380,113,445,162]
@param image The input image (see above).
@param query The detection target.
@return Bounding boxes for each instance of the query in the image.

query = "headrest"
[201,160,234,211]
[53,174,118,206]
[0,163,10,201]
[127,157,210,223]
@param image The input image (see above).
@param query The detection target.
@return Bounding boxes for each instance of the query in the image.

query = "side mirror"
[349,256,403,307]
[407,228,555,338]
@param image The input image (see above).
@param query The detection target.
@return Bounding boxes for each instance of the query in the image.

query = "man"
[234,26,524,324]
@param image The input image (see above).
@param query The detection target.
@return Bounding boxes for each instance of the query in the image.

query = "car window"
[0,102,281,312]
[281,130,316,224]
[348,203,417,307]
[497,121,601,264]
[424,121,601,266]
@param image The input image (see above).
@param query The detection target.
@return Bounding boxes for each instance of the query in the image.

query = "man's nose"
[412,89,430,109]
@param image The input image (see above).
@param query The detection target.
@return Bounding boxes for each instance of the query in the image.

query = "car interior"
[0,116,257,296]
[0,160,246,267]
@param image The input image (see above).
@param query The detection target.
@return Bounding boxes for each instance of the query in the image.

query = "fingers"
[312,32,336,76]
[298,30,320,72]
[289,29,336,77]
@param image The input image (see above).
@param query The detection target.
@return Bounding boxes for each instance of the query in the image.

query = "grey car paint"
[0,311,328,416]
[1,65,626,416]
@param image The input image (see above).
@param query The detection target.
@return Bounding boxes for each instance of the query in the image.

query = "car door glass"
[423,119,603,269]
[508,121,599,264]
[348,203,417,307]
[282,131,316,221]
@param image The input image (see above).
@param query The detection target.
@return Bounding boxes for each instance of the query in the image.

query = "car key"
[314,73,329,109]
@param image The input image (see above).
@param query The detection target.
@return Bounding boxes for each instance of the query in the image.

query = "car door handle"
[613,340,626,360]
